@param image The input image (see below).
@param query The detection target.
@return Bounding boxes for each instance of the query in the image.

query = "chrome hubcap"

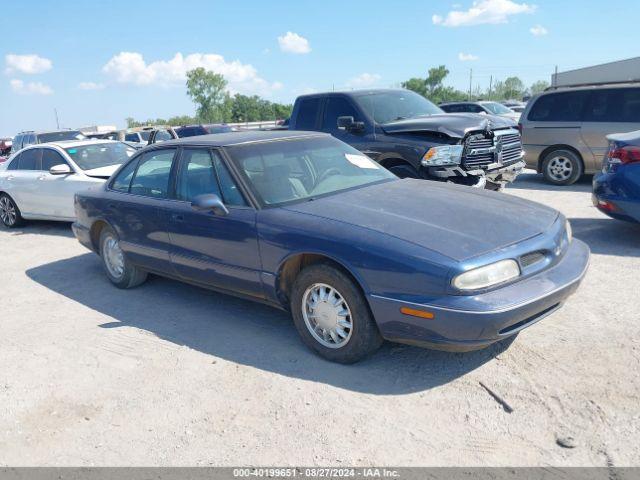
[0,197,16,226]
[103,235,125,279]
[548,156,573,181]
[302,283,353,349]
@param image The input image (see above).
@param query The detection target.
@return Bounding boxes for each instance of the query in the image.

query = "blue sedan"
[72,131,589,363]
[593,131,640,223]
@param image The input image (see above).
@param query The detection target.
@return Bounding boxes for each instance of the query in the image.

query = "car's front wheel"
[542,149,583,185]
[99,225,148,289]
[0,194,23,228]
[290,264,383,363]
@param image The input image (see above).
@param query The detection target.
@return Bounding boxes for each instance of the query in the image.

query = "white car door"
[36,148,98,219]
[3,148,43,216]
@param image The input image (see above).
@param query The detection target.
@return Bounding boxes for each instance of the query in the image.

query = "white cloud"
[346,73,382,88]
[5,54,53,74]
[432,0,536,27]
[78,81,105,90]
[10,79,53,95]
[530,24,548,36]
[277,32,311,54]
[102,52,282,96]
[458,52,479,61]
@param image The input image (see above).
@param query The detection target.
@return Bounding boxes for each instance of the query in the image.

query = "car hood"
[284,179,559,262]
[83,164,121,179]
[381,113,516,139]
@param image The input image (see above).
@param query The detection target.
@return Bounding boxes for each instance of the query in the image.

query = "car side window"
[7,153,21,170]
[528,91,589,122]
[129,149,176,198]
[212,152,247,206]
[176,149,222,201]
[41,149,68,171]
[125,133,139,142]
[296,98,321,130]
[583,88,640,123]
[18,149,41,170]
[111,159,139,193]
[322,97,360,132]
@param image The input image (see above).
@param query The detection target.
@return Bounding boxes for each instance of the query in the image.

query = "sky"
[1,0,639,136]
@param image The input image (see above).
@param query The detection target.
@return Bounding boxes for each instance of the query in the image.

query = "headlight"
[452,259,520,291]
[565,220,572,243]
[421,145,463,166]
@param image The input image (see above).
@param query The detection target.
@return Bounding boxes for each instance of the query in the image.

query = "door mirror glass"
[191,193,229,216]
[49,163,73,175]
[337,116,365,133]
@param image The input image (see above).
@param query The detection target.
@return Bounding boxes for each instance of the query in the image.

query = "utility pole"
[54,108,60,129]
[468,69,473,101]
[488,75,493,100]
[553,65,558,86]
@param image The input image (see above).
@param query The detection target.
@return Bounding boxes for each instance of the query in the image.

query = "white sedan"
[0,140,136,227]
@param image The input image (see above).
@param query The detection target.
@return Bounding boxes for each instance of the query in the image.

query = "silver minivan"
[520,83,640,185]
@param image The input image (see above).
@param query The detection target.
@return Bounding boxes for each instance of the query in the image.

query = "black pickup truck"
[288,89,525,189]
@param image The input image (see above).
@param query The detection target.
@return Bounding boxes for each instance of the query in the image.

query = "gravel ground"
[0,171,639,467]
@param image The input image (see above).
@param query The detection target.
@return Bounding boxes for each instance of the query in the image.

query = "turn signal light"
[400,307,435,320]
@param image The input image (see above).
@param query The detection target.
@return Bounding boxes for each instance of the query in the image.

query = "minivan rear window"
[528,91,589,122]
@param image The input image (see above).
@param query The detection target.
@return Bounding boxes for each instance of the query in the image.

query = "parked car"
[10,130,86,153]
[0,138,12,163]
[147,124,236,145]
[0,140,136,226]
[72,131,589,363]
[520,82,640,185]
[289,89,524,190]
[592,130,640,223]
[440,101,521,122]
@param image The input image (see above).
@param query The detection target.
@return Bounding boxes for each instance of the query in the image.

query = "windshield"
[227,136,396,206]
[39,131,86,143]
[354,90,443,124]
[482,102,514,115]
[64,142,136,171]
[139,131,151,141]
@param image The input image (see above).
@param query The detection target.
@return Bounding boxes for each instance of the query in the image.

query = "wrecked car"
[288,89,525,190]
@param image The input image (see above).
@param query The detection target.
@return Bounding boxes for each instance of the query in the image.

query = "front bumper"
[368,238,590,351]
[425,159,525,188]
[72,222,95,252]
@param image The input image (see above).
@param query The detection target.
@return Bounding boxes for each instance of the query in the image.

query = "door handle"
[107,203,116,209]
[6,175,14,181]
[171,213,184,222]
[38,175,46,181]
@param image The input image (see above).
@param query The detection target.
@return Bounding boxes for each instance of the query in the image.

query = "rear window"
[38,130,86,143]
[583,88,640,123]
[295,98,321,130]
[528,91,589,122]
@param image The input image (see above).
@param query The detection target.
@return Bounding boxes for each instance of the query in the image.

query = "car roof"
[440,101,477,106]
[296,88,416,100]
[24,139,121,149]
[160,130,329,147]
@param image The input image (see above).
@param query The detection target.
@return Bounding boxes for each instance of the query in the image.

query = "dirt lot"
[0,171,638,467]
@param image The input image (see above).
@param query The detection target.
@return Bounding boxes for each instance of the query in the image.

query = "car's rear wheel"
[388,164,420,179]
[542,149,583,185]
[290,264,383,363]
[99,225,147,289]
[0,194,24,228]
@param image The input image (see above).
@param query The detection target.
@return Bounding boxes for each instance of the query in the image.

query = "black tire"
[0,193,24,228]
[388,164,420,179]
[541,149,583,186]
[290,263,383,363]
[99,225,147,289]
[485,181,504,192]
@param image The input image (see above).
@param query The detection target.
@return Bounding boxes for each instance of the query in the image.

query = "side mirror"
[337,116,365,133]
[49,164,73,175]
[191,193,229,216]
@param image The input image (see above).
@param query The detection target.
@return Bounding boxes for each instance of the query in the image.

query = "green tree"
[530,80,550,95]
[401,77,428,97]
[402,65,468,104]
[502,76,525,100]
[186,67,229,123]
